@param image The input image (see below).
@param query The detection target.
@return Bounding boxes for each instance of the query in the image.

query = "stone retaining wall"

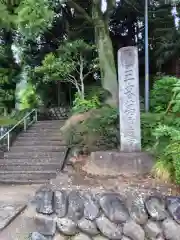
[30,187,180,240]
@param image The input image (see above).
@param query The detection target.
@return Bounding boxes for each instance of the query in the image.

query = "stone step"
[0,157,62,164]
[13,140,66,147]
[0,171,57,181]
[0,179,49,184]
[18,132,64,138]
[0,163,62,171]
[17,136,66,142]
[9,145,67,152]
[29,125,64,130]
[35,118,67,125]
[4,151,65,159]
[26,130,62,134]
[35,120,66,125]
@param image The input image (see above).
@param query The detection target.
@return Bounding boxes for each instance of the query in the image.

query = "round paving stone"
[99,194,129,223]
[57,217,77,236]
[144,220,162,239]
[72,233,92,240]
[162,218,180,240]
[78,218,99,236]
[36,188,54,215]
[130,197,148,225]
[84,194,100,221]
[67,191,84,222]
[96,214,122,240]
[54,191,68,218]
[31,232,48,240]
[123,220,145,240]
[145,196,167,221]
[166,196,180,224]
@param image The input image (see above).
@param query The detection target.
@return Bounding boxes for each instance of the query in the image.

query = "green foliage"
[150,76,178,112]
[16,0,54,39]
[18,83,40,110]
[72,93,101,114]
[141,113,163,149]
[152,157,174,183]
[35,39,98,98]
[152,124,180,184]
[141,75,180,184]
[62,105,119,151]
[149,3,178,68]
[0,116,17,126]
[171,80,180,113]
[85,85,111,103]
[0,2,14,28]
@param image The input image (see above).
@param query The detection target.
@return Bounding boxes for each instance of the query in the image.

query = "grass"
[152,157,173,183]
[0,116,17,127]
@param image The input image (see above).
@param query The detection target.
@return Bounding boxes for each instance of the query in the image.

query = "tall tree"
[14,0,118,105]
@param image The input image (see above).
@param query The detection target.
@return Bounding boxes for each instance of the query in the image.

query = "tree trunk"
[93,3,118,106]
[80,54,85,99]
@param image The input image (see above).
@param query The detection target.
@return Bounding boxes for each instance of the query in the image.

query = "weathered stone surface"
[57,217,77,235]
[54,191,67,218]
[99,194,129,223]
[145,196,167,221]
[53,234,68,240]
[130,197,148,225]
[36,188,54,215]
[72,233,92,240]
[89,151,153,176]
[93,236,109,240]
[31,232,48,240]
[118,46,141,152]
[78,218,99,236]
[162,218,180,240]
[144,220,162,239]
[35,215,56,236]
[123,220,145,240]
[122,236,131,240]
[156,236,165,240]
[96,215,122,240]
[0,202,26,230]
[67,191,84,222]
[166,196,180,224]
[84,194,100,221]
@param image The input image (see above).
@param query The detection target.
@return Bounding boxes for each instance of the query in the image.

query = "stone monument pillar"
[118,46,141,152]
[82,46,153,177]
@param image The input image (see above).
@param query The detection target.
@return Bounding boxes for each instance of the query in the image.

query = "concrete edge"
[0,204,27,231]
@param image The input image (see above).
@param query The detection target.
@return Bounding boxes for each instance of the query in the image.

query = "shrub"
[85,85,111,103]
[152,157,174,183]
[152,124,180,184]
[141,112,163,149]
[150,76,178,112]
[72,93,101,114]
[61,105,119,152]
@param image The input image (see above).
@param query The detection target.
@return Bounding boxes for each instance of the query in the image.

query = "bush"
[61,105,119,151]
[72,93,101,114]
[85,85,111,103]
[141,113,163,149]
[152,124,180,184]
[150,76,178,112]
[0,116,17,126]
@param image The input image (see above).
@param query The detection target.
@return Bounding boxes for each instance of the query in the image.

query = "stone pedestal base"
[83,151,154,177]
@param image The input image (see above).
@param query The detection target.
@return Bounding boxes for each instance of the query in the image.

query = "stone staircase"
[0,120,67,184]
